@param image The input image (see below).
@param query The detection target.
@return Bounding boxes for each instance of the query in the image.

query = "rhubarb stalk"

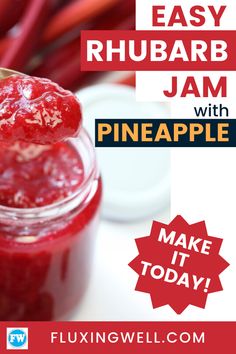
[42,0,119,44]
[0,0,53,70]
[0,0,28,35]
[31,0,135,90]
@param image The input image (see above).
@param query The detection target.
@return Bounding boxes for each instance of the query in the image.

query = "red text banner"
[1,322,236,354]
[81,30,236,71]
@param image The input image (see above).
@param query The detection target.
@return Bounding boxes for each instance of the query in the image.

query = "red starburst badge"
[129,216,229,314]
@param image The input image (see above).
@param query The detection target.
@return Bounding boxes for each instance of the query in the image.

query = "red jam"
[0,75,101,320]
[0,142,84,208]
[0,75,82,144]
[0,138,102,320]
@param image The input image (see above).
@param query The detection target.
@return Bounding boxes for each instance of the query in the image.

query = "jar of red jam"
[0,129,102,321]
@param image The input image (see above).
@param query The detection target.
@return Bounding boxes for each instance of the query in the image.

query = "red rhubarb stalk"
[0,37,11,58]
[117,73,136,87]
[0,0,53,70]
[31,0,135,90]
[0,0,28,35]
[42,0,119,44]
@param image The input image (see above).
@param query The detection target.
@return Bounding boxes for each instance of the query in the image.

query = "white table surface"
[72,210,173,321]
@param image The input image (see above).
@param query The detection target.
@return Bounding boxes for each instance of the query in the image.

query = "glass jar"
[0,129,102,321]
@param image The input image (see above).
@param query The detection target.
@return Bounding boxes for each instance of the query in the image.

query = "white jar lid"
[77,84,170,221]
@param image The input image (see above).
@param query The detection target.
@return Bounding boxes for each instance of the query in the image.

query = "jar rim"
[0,128,98,222]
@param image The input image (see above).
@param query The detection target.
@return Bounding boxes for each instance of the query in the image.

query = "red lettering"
[168,6,188,27]
[190,6,206,27]
[209,6,226,27]
[152,6,165,26]
[203,77,227,97]
[182,77,201,97]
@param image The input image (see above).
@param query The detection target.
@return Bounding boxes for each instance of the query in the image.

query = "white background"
[136,0,236,31]
[136,0,236,117]
[74,188,234,321]
[72,0,235,321]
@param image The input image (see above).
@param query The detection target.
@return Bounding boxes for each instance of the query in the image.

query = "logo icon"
[7,328,28,350]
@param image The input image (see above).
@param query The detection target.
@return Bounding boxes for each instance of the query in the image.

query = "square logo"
[7,328,28,350]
